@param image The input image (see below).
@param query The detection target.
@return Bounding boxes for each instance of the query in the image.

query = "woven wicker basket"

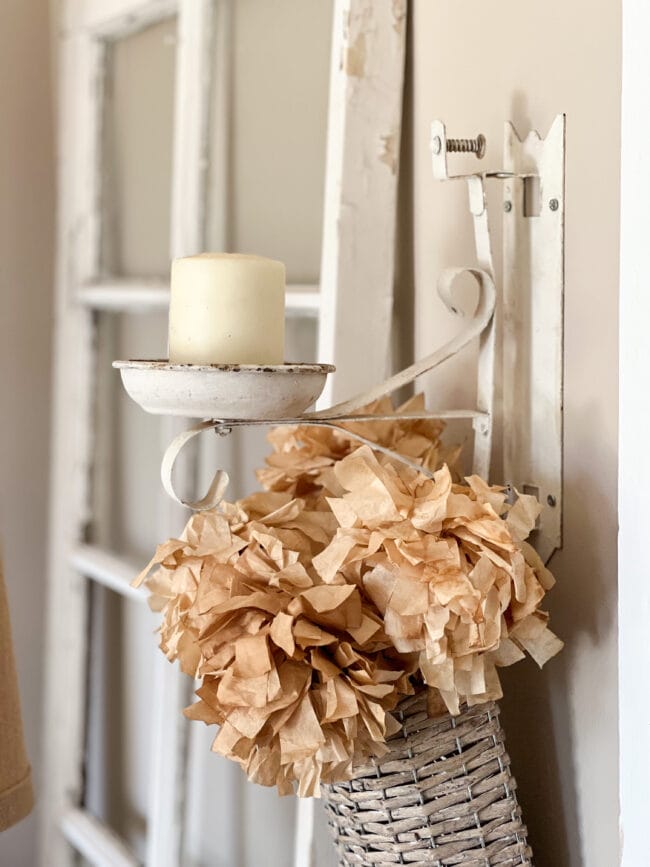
[323,693,533,866]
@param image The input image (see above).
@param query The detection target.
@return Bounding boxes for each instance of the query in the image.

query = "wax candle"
[168,252,285,365]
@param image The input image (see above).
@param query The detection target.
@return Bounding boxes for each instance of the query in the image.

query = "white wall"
[618,0,650,862]
[0,1,55,866]
[406,3,620,865]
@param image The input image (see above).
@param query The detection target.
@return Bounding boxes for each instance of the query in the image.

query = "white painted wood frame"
[148,2,216,862]
[318,0,408,406]
[299,2,407,864]
[43,14,110,865]
[619,1,650,863]
[43,2,208,865]
[44,0,408,864]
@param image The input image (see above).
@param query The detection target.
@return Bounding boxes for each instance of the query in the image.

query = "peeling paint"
[392,0,407,35]
[338,7,351,72]
[379,129,399,174]
[344,31,366,77]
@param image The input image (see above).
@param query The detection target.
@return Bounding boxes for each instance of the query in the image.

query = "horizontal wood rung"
[71,544,144,602]
[76,0,179,41]
[77,281,169,312]
[285,289,321,317]
[77,281,321,315]
[60,808,141,867]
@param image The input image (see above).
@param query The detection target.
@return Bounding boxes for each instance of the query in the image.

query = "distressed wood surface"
[60,0,178,38]
[47,2,407,866]
[304,2,408,865]
[318,0,407,408]
[43,3,194,866]
[41,26,105,867]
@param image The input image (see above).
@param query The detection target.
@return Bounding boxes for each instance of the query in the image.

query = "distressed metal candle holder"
[113,263,496,510]
[113,360,335,420]
[114,116,565,866]
[114,116,565,558]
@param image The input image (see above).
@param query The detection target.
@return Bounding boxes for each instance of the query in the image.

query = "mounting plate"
[502,114,565,562]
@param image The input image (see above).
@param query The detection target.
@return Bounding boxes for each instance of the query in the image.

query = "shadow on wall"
[500,657,578,866]
[497,90,618,867]
[500,453,618,867]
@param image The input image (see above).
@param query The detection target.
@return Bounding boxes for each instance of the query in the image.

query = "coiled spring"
[446,134,486,159]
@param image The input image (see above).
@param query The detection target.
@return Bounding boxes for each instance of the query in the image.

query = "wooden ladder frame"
[42,1,407,865]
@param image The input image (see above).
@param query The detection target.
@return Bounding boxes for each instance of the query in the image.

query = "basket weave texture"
[323,693,533,866]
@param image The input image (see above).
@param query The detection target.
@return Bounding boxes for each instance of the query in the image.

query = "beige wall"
[0,1,621,864]
[405,3,620,865]
[224,0,331,282]
[0,1,55,866]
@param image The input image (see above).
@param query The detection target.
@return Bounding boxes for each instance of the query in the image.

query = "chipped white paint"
[60,0,177,39]
[302,2,408,863]
[114,360,334,419]
[318,0,407,408]
[41,22,106,867]
[503,115,565,561]
[118,261,492,431]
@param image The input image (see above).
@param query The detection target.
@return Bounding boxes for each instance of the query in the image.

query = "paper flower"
[257,393,459,500]
[312,445,563,714]
[136,495,414,796]
[137,395,561,793]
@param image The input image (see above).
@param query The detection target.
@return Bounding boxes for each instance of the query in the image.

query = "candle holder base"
[112,359,335,420]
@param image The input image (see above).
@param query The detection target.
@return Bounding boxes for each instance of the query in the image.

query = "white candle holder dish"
[113,360,335,420]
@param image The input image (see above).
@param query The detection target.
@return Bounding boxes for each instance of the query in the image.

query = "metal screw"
[547,494,557,507]
[431,135,442,155]
[549,198,559,211]
[447,133,486,160]
[215,425,232,437]
[504,201,512,213]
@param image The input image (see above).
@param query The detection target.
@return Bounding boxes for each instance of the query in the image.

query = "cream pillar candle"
[168,252,285,365]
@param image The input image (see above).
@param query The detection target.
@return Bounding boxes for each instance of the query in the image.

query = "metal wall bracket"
[503,115,565,562]
[125,117,566,566]
[431,115,565,562]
